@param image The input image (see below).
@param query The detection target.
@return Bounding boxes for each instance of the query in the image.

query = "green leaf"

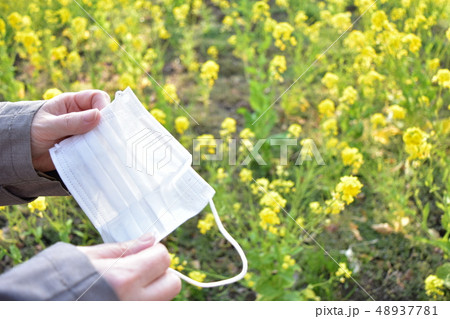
[435,263,450,288]
[8,245,22,265]
[421,203,430,231]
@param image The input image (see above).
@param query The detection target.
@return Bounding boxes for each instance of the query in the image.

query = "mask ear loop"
[168,198,248,288]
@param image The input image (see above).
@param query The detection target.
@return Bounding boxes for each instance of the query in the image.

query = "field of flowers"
[0,0,449,300]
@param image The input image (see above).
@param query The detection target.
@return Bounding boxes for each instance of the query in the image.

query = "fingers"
[124,243,172,286]
[80,240,181,300]
[52,90,110,113]
[73,90,110,111]
[78,233,155,259]
[50,108,101,138]
[141,271,182,301]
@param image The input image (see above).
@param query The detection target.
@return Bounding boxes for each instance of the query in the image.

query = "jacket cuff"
[0,101,44,183]
[0,242,118,301]
[0,101,69,204]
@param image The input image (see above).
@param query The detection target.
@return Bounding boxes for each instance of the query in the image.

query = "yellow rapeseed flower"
[341,147,364,173]
[401,0,411,8]
[358,70,385,86]
[335,262,352,283]
[325,197,345,215]
[162,83,180,104]
[196,134,216,154]
[207,46,218,59]
[251,1,270,23]
[240,128,255,140]
[239,168,253,183]
[7,12,23,30]
[322,118,338,136]
[51,46,68,61]
[335,175,363,204]
[403,127,431,160]
[339,86,358,105]
[227,35,237,46]
[150,108,166,125]
[269,55,287,82]
[418,96,430,107]
[331,12,352,33]
[174,116,189,134]
[281,255,295,269]
[370,113,386,129]
[28,197,47,213]
[260,191,286,213]
[244,272,255,288]
[387,105,406,120]
[221,117,236,134]
[15,31,40,55]
[318,99,336,118]
[71,17,88,35]
[326,137,339,150]
[200,60,220,87]
[269,179,295,194]
[371,10,388,31]
[432,69,450,89]
[427,58,440,71]
[144,48,157,65]
[0,18,6,38]
[287,123,302,138]
[294,11,308,27]
[344,30,366,51]
[217,167,228,181]
[169,253,186,272]
[114,23,128,35]
[192,0,204,12]
[43,88,62,100]
[222,16,233,28]
[391,8,406,21]
[264,17,277,33]
[273,22,296,51]
[309,201,322,214]
[173,4,189,26]
[188,271,206,284]
[197,213,215,234]
[158,25,171,40]
[424,275,444,297]
[251,178,269,195]
[403,33,422,53]
[119,73,135,90]
[322,72,339,89]
[275,0,289,8]
[259,207,280,230]
[66,51,82,70]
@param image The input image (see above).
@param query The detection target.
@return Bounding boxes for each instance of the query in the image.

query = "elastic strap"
[168,199,248,288]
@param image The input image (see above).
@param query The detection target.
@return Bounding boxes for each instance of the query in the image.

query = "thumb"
[52,109,101,138]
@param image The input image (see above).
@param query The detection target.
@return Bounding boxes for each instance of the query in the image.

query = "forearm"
[0,101,68,206]
[0,242,118,300]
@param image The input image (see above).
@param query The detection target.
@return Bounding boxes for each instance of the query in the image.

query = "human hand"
[77,233,182,301]
[31,90,110,172]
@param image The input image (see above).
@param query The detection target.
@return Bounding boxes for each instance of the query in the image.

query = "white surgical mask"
[50,87,247,288]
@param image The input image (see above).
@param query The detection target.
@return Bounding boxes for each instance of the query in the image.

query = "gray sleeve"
[0,101,118,300]
[0,242,118,300]
[0,101,69,206]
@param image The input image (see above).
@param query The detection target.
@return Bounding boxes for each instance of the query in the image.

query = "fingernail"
[82,109,98,124]
[140,232,155,242]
